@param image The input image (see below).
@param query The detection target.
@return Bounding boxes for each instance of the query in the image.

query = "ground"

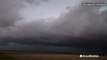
[0,52,107,60]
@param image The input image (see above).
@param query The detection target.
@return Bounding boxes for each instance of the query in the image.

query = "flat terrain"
[0,52,107,60]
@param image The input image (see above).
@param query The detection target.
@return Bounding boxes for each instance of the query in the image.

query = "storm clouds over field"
[0,0,107,51]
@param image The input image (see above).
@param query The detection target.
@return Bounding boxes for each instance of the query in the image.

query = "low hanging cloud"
[0,0,107,50]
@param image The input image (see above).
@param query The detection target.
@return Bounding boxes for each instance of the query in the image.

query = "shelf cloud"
[0,0,107,51]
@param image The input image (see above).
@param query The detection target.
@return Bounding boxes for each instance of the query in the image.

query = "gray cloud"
[26,0,49,4]
[0,0,22,28]
[0,0,107,50]
[0,0,48,28]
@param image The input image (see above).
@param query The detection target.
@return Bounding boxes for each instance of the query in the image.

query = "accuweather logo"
[80,55,99,58]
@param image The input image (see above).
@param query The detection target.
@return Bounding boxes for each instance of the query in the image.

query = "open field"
[0,52,107,60]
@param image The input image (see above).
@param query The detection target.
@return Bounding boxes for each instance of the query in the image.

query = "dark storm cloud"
[47,0,107,49]
[0,0,107,50]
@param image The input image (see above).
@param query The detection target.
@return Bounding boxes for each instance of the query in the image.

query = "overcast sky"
[0,0,107,52]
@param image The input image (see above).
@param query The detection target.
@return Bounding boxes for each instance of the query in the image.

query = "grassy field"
[0,52,107,60]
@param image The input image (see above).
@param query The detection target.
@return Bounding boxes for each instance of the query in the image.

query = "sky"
[0,0,107,52]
